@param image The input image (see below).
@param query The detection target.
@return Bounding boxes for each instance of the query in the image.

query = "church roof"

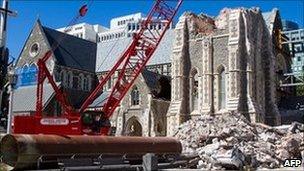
[262,8,280,32]
[87,69,170,109]
[42,26,97,72]
[88,91,110,109]
[13,83,60,113]
[141,69,162,92]
[95,29,175,72]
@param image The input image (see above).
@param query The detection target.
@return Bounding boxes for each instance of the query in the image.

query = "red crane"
[13,0,183,135]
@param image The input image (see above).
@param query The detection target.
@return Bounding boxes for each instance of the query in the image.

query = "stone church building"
[13,20,96,116]
[166,8,289,135]
[12,8,290,137]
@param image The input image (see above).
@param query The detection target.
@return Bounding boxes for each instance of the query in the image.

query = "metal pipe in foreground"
[0,134,182,169]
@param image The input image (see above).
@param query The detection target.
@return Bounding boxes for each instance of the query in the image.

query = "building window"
[28,64,38,84]
[75,26,82,30]
[190,69,198,111]
[67,72,73,88]
[64,28,72,32]
[219,68,226,110]
[107,78,112,90]
[83,76,89,91]
[72,76,79,89]
[131,86,140,105]
[29,43,40,57]
[79,74,84,90]
[298,57,301,61]
[87,76,91,91]
[20,65,29,86]
[60,71,66,83]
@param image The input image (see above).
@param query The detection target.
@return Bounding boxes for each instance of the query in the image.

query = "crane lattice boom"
[13,0,183,135]
[80,0,182,120]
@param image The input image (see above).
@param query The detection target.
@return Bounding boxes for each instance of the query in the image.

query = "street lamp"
[7,68,17,134]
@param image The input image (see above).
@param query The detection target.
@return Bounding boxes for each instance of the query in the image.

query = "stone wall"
[167,8,281,136]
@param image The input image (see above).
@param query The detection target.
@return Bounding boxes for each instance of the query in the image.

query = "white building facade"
[57,23,108,42]
[97,13,173,43]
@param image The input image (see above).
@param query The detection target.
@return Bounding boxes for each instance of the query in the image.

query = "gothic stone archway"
[125,117,142,136]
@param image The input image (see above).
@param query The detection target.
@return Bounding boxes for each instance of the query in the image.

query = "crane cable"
[95,13,138,72]
[50,1,94,52]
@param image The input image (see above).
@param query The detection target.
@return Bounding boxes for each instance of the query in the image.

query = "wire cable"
[95,13,138,72]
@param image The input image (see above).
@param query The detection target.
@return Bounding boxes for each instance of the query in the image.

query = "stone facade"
[13,8,290,136]
[14,20,96,115]
[167,8,282,136]
[95,70,170,136]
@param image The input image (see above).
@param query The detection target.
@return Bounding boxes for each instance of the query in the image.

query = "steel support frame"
[36,50,74,116]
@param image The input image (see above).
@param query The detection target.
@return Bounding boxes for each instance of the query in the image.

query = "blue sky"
[6,0,304,61]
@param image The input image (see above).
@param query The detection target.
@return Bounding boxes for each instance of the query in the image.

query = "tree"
[296,70,304,96]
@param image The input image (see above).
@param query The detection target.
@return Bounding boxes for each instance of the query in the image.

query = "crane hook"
[79,4,88,17]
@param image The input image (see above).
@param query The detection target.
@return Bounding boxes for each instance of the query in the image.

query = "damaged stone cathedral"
[167,8,288,135]
[13,7,289,137]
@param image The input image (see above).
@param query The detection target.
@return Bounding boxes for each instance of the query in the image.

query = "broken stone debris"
[174,112,304,170]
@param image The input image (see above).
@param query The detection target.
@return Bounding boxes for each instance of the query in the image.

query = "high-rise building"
[96,13,172,43]
[57,23,108,42]
[282,20,299,31]
[283,21,304,74]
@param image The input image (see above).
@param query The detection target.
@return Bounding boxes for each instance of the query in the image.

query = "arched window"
[107,77,112,90]
[125,117,142,136]
[61,71,69,87]
[87,76,92,91]
[21,65,29,86]
[83,76,88,91]
[72,76,79,89]
[67,72,73,88]
[60,71,65,83]
[219,68,226,110]
[131,86,140,105]
[15,67,22,87]
[28,64,38,84]
[79,74,84,90]
[190,69,198,111]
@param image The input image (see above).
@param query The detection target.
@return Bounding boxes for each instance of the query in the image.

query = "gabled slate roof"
[141,69,162,92]
[262,9,279,33]
[88,69,170,109]
[142,69,171,100]
[13,83,60,113]
[95,29,175,72]
[88,91,110,109]
[42,26,97,72]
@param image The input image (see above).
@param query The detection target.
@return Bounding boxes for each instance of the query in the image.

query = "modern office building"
[96,13,172,43]
[57,23,108,42]
[283,26,304,74]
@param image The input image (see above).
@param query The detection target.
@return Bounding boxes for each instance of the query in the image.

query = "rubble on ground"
[174,112,304,170]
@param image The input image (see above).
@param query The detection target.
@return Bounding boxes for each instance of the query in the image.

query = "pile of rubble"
[174,112,304,170]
